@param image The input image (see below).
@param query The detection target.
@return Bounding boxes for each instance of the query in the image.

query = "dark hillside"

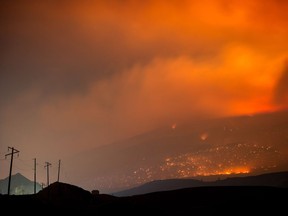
[0,183,286,215]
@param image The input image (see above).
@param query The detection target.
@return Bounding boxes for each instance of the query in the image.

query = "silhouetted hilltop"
[36,181,92,205]
[0,182,286,214]
[113,170,288,196]
[87,186,287,214]
[36,181,117,211]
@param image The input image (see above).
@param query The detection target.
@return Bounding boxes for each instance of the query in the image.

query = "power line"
[34,158,37,194]
[57,159,61,182]
[12,163,31,172]
[44,162,51,187]
[17,158,34,168]
[59,161,71,182]
[5,147,20,195]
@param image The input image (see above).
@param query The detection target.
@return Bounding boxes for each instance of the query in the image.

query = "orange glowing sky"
[0,0,288,183]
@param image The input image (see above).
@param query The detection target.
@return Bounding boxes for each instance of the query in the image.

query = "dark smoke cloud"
[1,0,288,183]
[0,0,216,105]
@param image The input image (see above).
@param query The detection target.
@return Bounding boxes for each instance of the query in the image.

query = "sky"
[1,0,288,187]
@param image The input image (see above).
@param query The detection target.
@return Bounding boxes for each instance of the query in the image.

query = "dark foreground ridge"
[113,170,288,196]
[0,181,286,214]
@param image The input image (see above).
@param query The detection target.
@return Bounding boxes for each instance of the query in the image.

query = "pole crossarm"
[57,159,61,182]
[5,147,19,158]
[44,161,52,168]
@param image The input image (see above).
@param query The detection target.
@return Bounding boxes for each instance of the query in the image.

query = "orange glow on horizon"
[221,167,251,175]
[175,167,252,179]
[190,167,251,177]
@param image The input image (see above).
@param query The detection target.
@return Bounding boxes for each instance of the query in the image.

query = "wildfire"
[171,123,177,130]
[219,167,251,175]
[200,132,209,141]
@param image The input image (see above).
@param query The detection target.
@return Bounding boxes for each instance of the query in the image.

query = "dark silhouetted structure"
[44,162,52,187]
[5,147,19,195]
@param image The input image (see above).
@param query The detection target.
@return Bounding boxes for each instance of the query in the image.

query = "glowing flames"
[181,167,251,177]
[200,132,209,141]
[171,123,177,130]
[158,142,281,180]
[218,167,251,175]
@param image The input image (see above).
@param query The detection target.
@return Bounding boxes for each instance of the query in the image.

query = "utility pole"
[57,159,61,182]
[5,147,19,195]
[33,158,37,194]
[44,162,51,187]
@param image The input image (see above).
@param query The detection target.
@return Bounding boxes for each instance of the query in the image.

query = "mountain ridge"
[112,170,288,196]
[0,172,41,195]
[65,109,288,193]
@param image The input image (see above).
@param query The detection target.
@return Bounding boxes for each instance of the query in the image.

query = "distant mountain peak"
[0,172,41,195]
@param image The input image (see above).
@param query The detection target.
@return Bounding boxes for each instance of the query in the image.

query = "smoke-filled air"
[1,0,288,193]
